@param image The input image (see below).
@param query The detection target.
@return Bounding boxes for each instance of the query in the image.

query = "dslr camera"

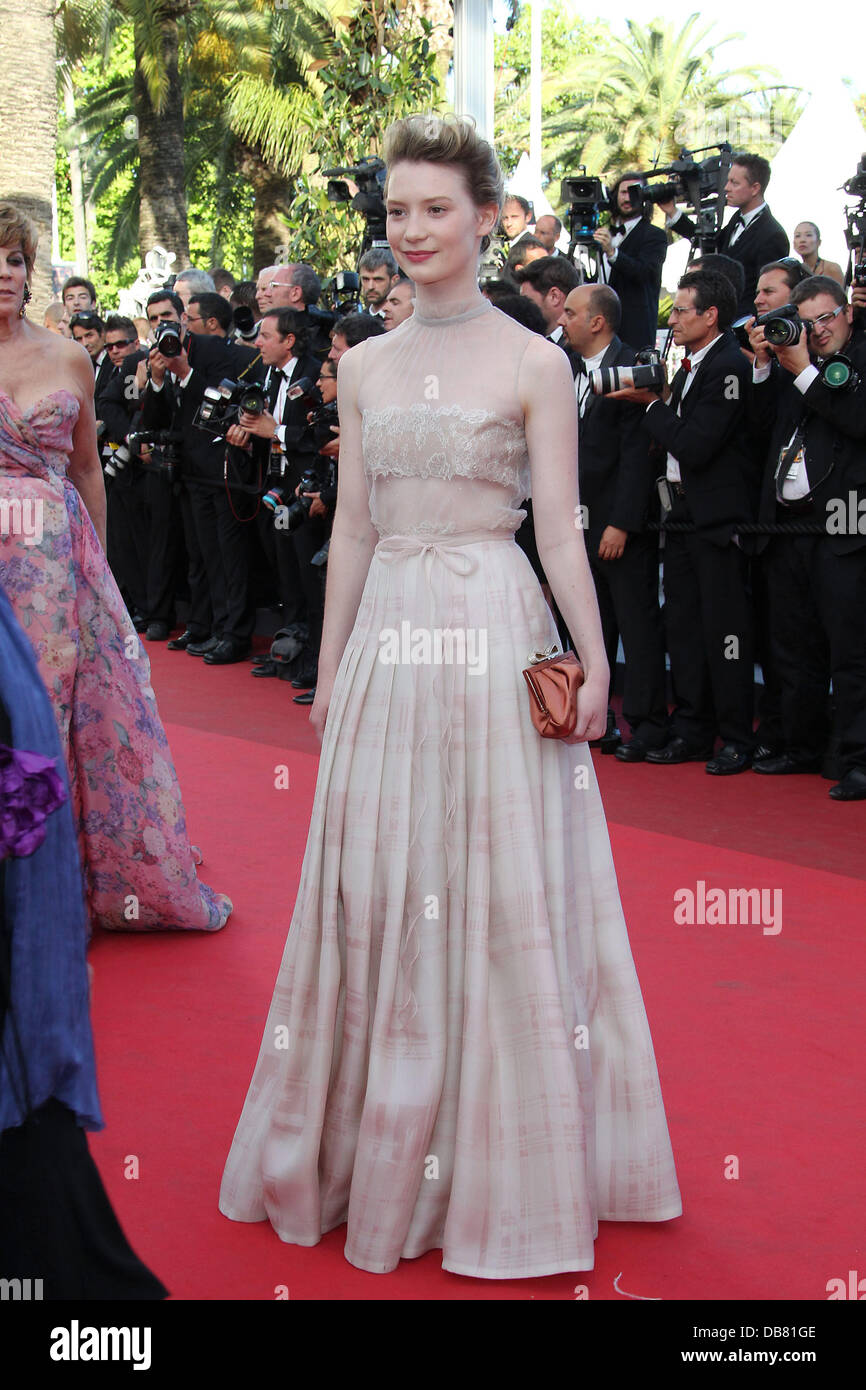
[194,379,268,436]
[152,320,184,359]
[263,465,330,533]
[751,303,806,349]
[127,429,185,484]
[282,377,340,454]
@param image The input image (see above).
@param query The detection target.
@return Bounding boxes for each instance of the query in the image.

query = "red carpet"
[85,641,866,1300]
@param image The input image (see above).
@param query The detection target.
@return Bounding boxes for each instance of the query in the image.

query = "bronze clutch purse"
[522,645,585,739]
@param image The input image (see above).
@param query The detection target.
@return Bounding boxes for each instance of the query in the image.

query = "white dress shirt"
[752,358,820,499]
[606,216,641,267]
[576,343,609,418]
[643,334,723,482]
[726,202,766,247]
[268,355,301,453]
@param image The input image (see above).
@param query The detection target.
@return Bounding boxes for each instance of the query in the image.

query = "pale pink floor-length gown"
[0,387,231,932]
[219,297,681,1278]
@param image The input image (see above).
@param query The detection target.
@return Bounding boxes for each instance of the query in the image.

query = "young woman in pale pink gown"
[0,203,230,933]
[219,116,681,1278]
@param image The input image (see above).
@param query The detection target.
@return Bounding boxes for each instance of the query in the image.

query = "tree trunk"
[134,12,190,267]
[237,144,294,273]
[0,0,58,316]
[62,69,89,277]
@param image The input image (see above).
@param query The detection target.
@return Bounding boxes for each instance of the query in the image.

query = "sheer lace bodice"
[358,298,533,538]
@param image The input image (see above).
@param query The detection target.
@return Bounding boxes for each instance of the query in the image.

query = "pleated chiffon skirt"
[219,532,681,1278]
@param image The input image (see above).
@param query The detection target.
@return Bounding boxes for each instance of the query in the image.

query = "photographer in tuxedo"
[225,307,323,682]
[137,289,237,654]
[746,275,866,800]
[608,268,757,773]
[96,316,150,628]
[515,254,581,355]
[592,173,667,352]
[562,283,668,759]
[661,154,789,318]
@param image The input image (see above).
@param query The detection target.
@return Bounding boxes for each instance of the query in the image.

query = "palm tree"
[509,12,784,186]
[0,0,59,313]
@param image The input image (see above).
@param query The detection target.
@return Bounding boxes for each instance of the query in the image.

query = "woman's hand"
[310,672,335,743]
[565,674,609,744]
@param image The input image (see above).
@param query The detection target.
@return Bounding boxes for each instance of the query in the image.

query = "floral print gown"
[0,387,230,931]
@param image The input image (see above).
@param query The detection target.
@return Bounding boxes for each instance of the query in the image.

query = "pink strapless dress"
[0,387,231,931]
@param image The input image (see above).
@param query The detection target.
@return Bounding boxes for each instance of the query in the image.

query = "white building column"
[451,0,494,139]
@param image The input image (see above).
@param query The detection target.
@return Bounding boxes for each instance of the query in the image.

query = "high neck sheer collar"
[411,296,493,327]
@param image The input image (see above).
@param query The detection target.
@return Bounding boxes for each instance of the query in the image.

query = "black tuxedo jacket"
[247,352,327,494]
[606,219,667,352]
[749,325,866,554]
[578,336,656,541]
[673,204,789,317]
[93,351,114,401]
[642,330,757,544]
[226,340,265,382]
[139,330,235,486]
[96,349,148,445]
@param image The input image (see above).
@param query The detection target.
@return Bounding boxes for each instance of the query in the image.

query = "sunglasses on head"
[70,312,101,329]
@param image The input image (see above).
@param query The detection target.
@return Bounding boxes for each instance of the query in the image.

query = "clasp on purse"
[527,644,561,665]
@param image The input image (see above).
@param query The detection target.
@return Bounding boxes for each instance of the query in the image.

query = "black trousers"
[291,514,330,663]
[214,487,256,646]
[256,508,308,626]
[765,534,866,773]
[662,517,755,750]
[588,529,668,744]
[750,551,784,751]
[178,480,223,638]
[143,470,185,627]
[106,468,149,619]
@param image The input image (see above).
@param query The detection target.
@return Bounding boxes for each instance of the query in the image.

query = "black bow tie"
[576,358,587,375]
[608,223,625,237]
[728,212,745,230]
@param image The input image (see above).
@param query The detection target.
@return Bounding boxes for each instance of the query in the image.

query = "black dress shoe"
[251,653,272,666]
[706,744,752,775]
[131,613,148,633]
[645,736,713,765]
[203,639,251,665]
[187,636,219,657]
[752,753,820,775]
[251,659,278,678]
[145,621,170,641]
[752,743,779,763]
[828,768,866,801]
[168,629,206,651]
[293,687,316,705]
[615,738,651,763]
[590,708,621,753]
[291,668,318,689]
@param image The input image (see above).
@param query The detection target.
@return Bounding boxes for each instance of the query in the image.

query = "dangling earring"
[18,283,32,318]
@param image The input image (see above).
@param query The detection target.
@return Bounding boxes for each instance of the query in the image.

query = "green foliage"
[277,2,443,275]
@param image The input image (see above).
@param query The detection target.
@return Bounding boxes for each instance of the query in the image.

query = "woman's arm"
[310,342,380,736]
[65,348,107,551]
[519,335,609,742]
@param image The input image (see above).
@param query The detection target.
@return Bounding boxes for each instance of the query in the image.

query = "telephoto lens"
[588,363,666,395]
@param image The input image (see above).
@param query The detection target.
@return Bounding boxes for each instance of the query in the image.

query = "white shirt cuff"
[149,378,164,393]
[645,398,663,413]
[752,361,772,383]
[794,364,819,394]
[177,369,193,388]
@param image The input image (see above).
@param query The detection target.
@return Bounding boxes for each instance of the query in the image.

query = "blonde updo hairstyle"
[0,201,38,277]
[382,113,504,254]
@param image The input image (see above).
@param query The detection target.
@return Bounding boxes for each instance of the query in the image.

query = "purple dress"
[0,387,231,931]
